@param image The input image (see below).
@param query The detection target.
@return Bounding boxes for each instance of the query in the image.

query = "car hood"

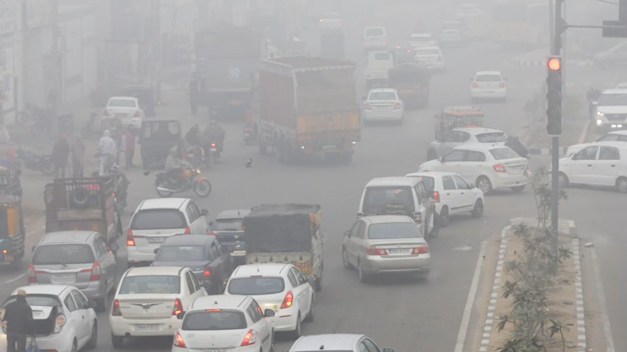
[418,159,442,171]
[152,260,211,272]
[597,106,627,114]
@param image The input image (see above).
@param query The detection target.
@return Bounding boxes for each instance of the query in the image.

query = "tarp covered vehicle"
[139,120,182,169]
[434,106,484,140]
[388,63,430,108]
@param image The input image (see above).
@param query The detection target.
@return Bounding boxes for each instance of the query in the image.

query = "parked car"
[566,130,627,156]
[28,231,117,312]
[1,285,98,352]
[109,266,207,348]
[427,127,507,160]
[209,209,250,265]
[558,142,627,192]
[102,96,145,130]
[471,71,507,102]
[172,295,275,352]
[152,235,233,294]
[362,88,405,125]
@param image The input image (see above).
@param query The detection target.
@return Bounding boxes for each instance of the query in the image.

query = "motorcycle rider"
[586,87,601,119]
[98,130,116,176]
[165,146,190,187]
[203,120,225,153]
[185,124,201,146]
[110,164,129,207]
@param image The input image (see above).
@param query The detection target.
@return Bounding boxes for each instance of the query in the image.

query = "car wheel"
[616,177,627,193]
[358,261,369,283]
[342,247,353,269]
[476,176,492,194]
[510,185,525,193]
[96,293,108,312]
[439,207,450,227]
[558,172,569,188]
[87,321,98,349]
[111,334,124,349]
[304,296,314,322]
[471,199,484,218]
[290,314,302,339]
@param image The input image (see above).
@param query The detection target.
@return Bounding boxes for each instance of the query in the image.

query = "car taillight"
[280,291,293,309]
[241,329,257,346]
[364,103,372,110]
[28,263,37,283]
[127,229,135,246]
[211,143,216,147]
[184,226,191,234]
[411,244,430,254]
[202,268,211,277]
[81,261,100,281]
[500,82,505,88]
[366,247,388,255]
[393,102,401,110]
[206,231,215,236]
[172,298,183,316]
[433,190,440,202]
[133,110,140,117]
[174,331,186,347]
[493,163,506,172]
[55,315,66,327]
[472,83,478,88]
[111,299,122,316]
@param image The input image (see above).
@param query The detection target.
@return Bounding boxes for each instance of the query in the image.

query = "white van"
[357,177,439,238]
[364,50,396,90]
[363,26,389,50]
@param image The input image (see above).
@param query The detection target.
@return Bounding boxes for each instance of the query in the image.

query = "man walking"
[1,289,33,352]
[51,135,70,178]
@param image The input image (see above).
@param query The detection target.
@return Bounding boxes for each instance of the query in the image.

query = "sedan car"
[342,215,431,282]
[152,235,232,294]
[405,172,484,226]
[209,209,251,265]
[427,127,507,160]
[224,263,314,338]
[103,96,144,130]
[289,334,395,352]
[414,46,445,71]
[319,12,342,31]
[1,285,98,352]
[471,71,507,102]
[419,145,530,194]
[362,88,404,125]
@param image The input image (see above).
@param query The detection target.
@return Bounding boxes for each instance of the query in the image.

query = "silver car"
[29,231,118,312]
[342,215,431,282]
[290,333,395,352]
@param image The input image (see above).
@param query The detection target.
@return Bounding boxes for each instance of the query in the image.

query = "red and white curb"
[572,239,587,352]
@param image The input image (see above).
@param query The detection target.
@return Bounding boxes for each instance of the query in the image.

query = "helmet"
[111,164,119,170]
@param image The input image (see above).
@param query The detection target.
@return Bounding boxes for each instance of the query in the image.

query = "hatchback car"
[209,209,251,265]
[362,88,404,125]
[29,231,117,312]
[593,89,627,133]
[362,26,389,51]
[153,235,232,294]
[319,12,341,31]
[427,127,507,160]
[342,216,431,282]
[558,142,627,193]
[103,96,144,130]
[566,130,627,156]
[127,198,209,266]
[414,46,445,71]
[289,334,394,352]
[471,71,507,102]
[225,263,315,338]
[405,172,484,226]
[110,266,207,348]
[419,145,530,194]
[1,285,98,352]
[172,295,275,352]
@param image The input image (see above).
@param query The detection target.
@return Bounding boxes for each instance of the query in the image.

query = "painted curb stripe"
[572,239,587,352]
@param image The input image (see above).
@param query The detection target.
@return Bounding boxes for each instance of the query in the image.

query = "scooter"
[242,126,256,145]
[13,147,55,175]
[154,165,212,198]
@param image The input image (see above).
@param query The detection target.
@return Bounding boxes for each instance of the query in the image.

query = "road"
[1,0,626,351]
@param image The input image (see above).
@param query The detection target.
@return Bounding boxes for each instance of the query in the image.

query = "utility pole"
[50,0,59,138]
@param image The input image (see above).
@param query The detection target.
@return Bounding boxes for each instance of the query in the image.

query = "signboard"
[0,0,16,36]
[25,0,52,29]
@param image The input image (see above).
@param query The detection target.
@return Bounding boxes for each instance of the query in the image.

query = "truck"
[388,63,430,109]
[189,24,265,119]
[243,204,323,292]
[255,57,361,164]
[44,177,122,253]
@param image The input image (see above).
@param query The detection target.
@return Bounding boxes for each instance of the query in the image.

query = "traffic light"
[546,56,562,136]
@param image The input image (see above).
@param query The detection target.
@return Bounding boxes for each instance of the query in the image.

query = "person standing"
[1,289,33,352]
[98,130,116,176]
[71,136,85,178]
[51,135,70,178]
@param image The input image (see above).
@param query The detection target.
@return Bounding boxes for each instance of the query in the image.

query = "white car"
[127,198,209,266]
[558,142,627,192]
[1,285,98,352]
[224,263,314,337]
[456,4,482,18]
[471,71,507,102]
[290,334,395,352]
[565,130,627,156]
[319,12,342,30]
[110,266,207,348]
[440,29,464,46]
[594,89,627,133]
[103,96,145,130]
[427,127,508,160]
[405,172,484,225]
[362,88,404,125]
[418,144,530,194]
[363,26,389,50]
[414,46,445,71]
[408,33,437,50]
[172,295,275,352]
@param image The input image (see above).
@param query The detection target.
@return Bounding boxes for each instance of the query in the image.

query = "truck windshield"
[228,277,285,295]
[33,244,95,265]
[131,210,187,230]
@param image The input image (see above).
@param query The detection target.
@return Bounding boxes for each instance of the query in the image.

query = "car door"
[247,300,271,351]
[570,146,599,183]
[596,146,621,185]
[188,269,207,296]
[438,149,467,172]
[185,202,200,233]
[440,175,462,214]
[452,175,476,212]
[70,290,92,346]
[346,221,363,265]
[460,150,487,184]
[63,292,84,344]
[290,267,312,316]
[94,236,116,292]
[414,182,433,234]
[182,270,198,308]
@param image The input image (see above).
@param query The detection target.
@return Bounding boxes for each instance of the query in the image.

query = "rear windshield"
[33,244,95,265]
[131,209,187,230]
[410,176,434,191]
[598,93,627,106]
[3,295,61,308]
[363,186,415,216]
[108,98,136,108]
[119,275,180,294]
[156,246,206,262]
[475,75,502,82]
[368,222,422,239]
[476,132,507,143]
[369,92,396,101]
[417,49,440,55]
[490,147,520,160]
[365,28,384,36]
[228,277,285,295]
[213,219,243,231]
[183,311,247,330]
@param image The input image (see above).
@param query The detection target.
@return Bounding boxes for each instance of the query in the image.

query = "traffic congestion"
[0,0,626,352]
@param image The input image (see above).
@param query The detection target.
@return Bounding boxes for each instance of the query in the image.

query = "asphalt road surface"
[1,0,626,351]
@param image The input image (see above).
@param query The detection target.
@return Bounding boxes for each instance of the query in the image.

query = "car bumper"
[268,307,299,332]
[362,109,403,121]
[491,173,530,189]
[172,345,260,352]
[126,246,156,265]
[595,119,627,129]
[471,88,507,98]
[361,253,431,274]
[110,316,182,337]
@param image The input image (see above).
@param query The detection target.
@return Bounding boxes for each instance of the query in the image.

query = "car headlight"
[596,111,604,117]
[597,119,603,126]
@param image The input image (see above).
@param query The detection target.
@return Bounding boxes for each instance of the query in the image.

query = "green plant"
[547,319,573,352]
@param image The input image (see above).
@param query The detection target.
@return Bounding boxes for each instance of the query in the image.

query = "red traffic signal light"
[548,57,561,71]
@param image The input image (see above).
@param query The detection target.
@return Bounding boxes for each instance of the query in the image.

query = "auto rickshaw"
[388,63,430,108]
[139,119,183,170]
[117,85,156,118]
[434,106,484,140]
[0,193,25,268]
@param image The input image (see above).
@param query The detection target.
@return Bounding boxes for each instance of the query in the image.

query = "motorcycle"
[155,165,212,198]
[186,145,214,168]
[242,126,256,145]
[13,147,55,175]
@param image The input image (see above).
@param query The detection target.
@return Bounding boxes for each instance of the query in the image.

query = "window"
[475,75,503,82]
[70,290,87,309]
[190,272,201,291]
[363,339,382,352]
[489,147,519,161]
[96,237,108,257]
[186,203,198,224]
[442,176,457,190]
[413,176,434,191]
[476,132,507,143]
[357,221,367,239]
[64,294,77,312]
[597,93,627,106]
[359,342,370,352]
[185,272,196,294]
[457,132,471,142]
[453,175,471,189]
[349,221,362,237]
[464,151,486,162]
[228,277,285,295]
[156,246,206,262]
[250,300,264,320]
[182,311,247,330]
[442,132,458,142]
[416,182,429,204]
[119,275,181,294]
[368,91,397,101]
[131,210,187,230]
[210,244,220,258]
[247,305,261,323]
[291,268,306,285]
[442,150,466,162]
[362,187,414,216]
[108,98,137,108]
[574,146,598,161]
[33,244,95,265]
[599,146,620,160]
[92,238,104,257]
[287,270,298,287]
[368,222,422,239]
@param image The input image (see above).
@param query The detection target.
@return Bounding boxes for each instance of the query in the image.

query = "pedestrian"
[51,135,70,178]
[98,130,116,176]
[71,136,85,178]
[1,289,33,352]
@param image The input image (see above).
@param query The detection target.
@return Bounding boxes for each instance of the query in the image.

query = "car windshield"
[363,186,414,215]
[212,218,244,231]
[417,49,440,55]
[227,277,285,295]
[156,246,206,262]
[32,244,95,265]
[3,295,61,308]
[131,209,187,230]
[119,275,180,294]
[476,132,507,143]
[183,311,247,330]
[365,28,384,36]
[597,93,627,106]
[369,92,396,101]
[475,75,502,82]
[108,98,136,108]
[490,147,520,160]
[368,222,422,239]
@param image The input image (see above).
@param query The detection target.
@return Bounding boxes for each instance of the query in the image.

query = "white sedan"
[362,88,405,125]
[405,171,484,226]
[103,96,145,130]
[1,285,98,352]
[471,71,507,102]
[414,46,445,71]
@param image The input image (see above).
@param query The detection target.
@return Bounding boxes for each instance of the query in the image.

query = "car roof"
[369,88,397,93]
[608,130,627,135]
[125,266,186,277]
[136,198,188,211]
[232,263,291,277]
[476,71,502,75]
[40,231,96,244]
[13,285,72,296]
[362,215,415,224]
[365,177,421,188]
[406,171,458,178]
[161,235,215,246]
[191,295,249,310]
[216,209,251,220]
[291,334,365,351]
[453,127,503,134]
[588,141,627,148]
[601,89,627,94]
[109,96,138,101]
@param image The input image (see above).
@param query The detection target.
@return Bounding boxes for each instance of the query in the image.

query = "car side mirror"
[109,242,120,252]
[201,209,209,216]
[383,349,395,352]
[177,312,185,319]
[357,212,364,218]
[264,309,275,317]
[154,248,160,254]
[87,300,98,309]
[307,275,316,283]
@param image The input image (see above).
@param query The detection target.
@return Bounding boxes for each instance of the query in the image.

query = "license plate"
[52,273,75,280]
[32,311,45,318]
[388,249,411,255]
[322,145,336,150]
[135,324,159,331]
[115,113,126,118]
[232,250,246,256]
[147,237,165,243]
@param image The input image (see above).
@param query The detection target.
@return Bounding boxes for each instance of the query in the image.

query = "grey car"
[427,127,507,160]
[29,231,118,312]
[289,334,395,352]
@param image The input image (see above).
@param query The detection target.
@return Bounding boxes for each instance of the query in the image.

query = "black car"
[209,209,251,266]
[390,42,415,64]
[152,235,232,294]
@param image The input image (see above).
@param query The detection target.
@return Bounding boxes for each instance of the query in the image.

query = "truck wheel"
[70,189,91,208]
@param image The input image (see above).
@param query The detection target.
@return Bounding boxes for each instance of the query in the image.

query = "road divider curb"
[572,238,587,352]
[505,59,593,67]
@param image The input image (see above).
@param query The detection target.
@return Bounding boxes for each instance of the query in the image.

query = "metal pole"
[549,0,555,52]
[550,0,561,255]
[50,0,59,138]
